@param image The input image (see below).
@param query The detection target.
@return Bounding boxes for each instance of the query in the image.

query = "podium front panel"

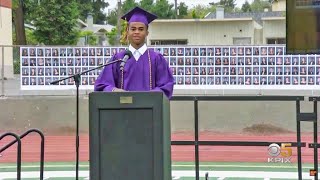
[89,92,171,180]
[100,109,153,179]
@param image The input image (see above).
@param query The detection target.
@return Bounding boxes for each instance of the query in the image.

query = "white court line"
[0,170,314,179]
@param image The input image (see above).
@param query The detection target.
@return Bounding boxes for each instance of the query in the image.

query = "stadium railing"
[0,132,21,180]
[171,95,319,180]
[0,129,45,180]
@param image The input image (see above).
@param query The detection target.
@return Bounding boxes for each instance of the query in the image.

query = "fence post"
[1,46,4,97]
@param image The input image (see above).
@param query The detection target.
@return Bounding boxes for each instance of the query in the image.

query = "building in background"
[148,6,285,46]
[77,14,115,46]
[0,0,13,79]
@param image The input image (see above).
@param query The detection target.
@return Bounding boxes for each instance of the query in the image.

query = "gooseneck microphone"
[120,50,133,71]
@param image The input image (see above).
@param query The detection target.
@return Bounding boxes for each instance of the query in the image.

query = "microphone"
[120,50,133,71]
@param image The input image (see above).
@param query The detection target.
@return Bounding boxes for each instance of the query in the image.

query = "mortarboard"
[121,6,158,26]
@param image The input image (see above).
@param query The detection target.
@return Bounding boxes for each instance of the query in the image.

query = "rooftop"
[204,11,285,25]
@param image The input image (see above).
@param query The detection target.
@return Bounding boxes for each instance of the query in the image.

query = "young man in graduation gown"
[94,7,174,99]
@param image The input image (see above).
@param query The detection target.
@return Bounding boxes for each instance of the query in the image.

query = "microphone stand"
[50,59,123,180]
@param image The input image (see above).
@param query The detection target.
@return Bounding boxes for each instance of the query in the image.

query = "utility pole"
[117,0,122,45]
[174,0,178,19]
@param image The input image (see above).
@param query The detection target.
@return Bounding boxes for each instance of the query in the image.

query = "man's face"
[127,22,148,46]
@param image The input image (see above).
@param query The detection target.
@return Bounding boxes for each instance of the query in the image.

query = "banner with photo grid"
[20,45,320,90]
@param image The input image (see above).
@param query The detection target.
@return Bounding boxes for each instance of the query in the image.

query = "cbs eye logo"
[267,143,292,163]
[268,143,292,157]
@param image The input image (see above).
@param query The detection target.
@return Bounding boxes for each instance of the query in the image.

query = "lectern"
[89,91,172,180]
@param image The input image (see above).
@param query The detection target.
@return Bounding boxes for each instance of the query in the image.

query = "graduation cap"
[121,6,158,26]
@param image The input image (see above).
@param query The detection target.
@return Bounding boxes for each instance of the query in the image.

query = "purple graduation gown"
[94,49,174,99]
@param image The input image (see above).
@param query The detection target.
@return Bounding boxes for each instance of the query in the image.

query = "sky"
[106,0,254,11]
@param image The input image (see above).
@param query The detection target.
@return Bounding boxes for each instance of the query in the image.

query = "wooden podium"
[89,91,172,180]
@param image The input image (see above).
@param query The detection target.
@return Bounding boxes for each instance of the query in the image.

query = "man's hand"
[112,88,126,92]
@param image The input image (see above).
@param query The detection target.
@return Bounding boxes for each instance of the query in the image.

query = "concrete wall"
[0,96,317,135]
[253,21,263,45]
[262,18,286,44]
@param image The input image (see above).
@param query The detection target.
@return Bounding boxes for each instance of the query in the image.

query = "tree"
[151,0,174,19]
[32,0,80,45]
[92,0,109,24]
[139,0,154,11]
[188,5,216,19]
[25,29,39,45]
[191,9,199,19]
[12,0,46,45]
[79,31,98,45]
[251,0,271,12]
[121,0,139,17]
[106,9,118,26]
[107,0,189,26]
[219,0,236,12]
[177,2,188,19]
[241,0,252,12]
[219,0,236,8]
[106,28,117,45]
[12,0,26,45]
[77,0,95,22]
[13,0,108,45]
[77,0,109,24]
